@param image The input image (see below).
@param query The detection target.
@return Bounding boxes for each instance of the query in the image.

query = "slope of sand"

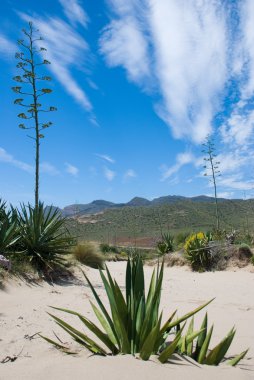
[1,262,254,380]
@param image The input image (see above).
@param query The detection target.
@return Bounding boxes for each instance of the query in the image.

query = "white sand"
[1,262,254,380]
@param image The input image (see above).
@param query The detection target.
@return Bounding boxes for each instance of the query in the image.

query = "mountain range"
[54,195,240,217]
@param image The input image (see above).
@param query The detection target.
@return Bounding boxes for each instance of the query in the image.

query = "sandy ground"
[1,262,254,380]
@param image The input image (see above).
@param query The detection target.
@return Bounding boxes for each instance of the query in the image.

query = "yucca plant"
[18,202,74,274]
[157,232,174,254]
[184,232,212,271]
[42,255,214,360]
[0,199,20,253]
[174,313,248,366]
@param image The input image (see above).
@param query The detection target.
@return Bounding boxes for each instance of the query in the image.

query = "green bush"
[99,243,119,254]
[42,255,247,366]
[73,241,105,269]
[238,243,253,260]
[251,255,254,265]
[18,203,74,275]
[184,232,212,271]
[157,232,174,255]
[175,231,190,247]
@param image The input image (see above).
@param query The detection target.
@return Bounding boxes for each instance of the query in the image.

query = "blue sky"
[1,0,254,207]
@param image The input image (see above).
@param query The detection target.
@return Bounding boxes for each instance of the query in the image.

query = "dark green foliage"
[157,232,174,255]
[0,199,20,253]
[99,243,119,254]
[18,203,74,274]
[237,243,253,260]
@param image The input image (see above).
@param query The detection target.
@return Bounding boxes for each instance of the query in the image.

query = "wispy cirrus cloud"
[18,10,93,114]
[101,0,228,143]
[0,34,16,58]
[123,169,137,181]
[41,162,60,176]
[59,0,88,27]
[160,152,194,181]
[104,167,116,181]
[0,147,33,173]
[65,162,79,176]
[95,153,115,164]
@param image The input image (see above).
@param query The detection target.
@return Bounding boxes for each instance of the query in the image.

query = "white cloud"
[0,147,33,173]
[160,152,194,181]
[101,0,228,143]
[104,167,116,181]
[95,154,115,164]
[18,12,93,112]
[100,17,150,84]
[65,162,79,176]
[0,34,16,58]
[218,174,254,191]
[41,162,60,176]
[123,169,137,181]
[59,0,88,27]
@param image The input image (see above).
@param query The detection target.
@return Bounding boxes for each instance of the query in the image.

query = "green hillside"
[67,199,254,246]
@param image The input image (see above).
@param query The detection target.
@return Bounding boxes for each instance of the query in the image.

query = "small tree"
[202,135,221,231]
[12,22,57,208]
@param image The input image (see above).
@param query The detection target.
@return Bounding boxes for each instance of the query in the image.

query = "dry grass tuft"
[73,241,105,270]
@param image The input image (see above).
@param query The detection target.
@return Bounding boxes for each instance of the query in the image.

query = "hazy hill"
[64,196,253,246]
[55,194,237,217]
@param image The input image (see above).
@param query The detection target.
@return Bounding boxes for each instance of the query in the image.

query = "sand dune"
[1,263,254,380]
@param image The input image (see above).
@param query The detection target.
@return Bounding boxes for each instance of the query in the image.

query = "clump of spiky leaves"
[172,313,248,366]
[157,232,174,255]
[18,203,74,275]
[184,232,212,271]
[0,199,20,254]
[43,255,216,361]
[73,242,105,269]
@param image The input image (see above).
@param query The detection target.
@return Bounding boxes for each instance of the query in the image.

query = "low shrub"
[184,232,212,271]
[237,243,253,260]
[99,243,119,254]
[42,255,247,366]
[251,255,254,265]
[73,241,105,269]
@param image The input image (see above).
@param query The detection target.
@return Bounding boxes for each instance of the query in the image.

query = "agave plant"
[18,203,74,274]
[174,313,248,366]
[157,232,174,255]
[42,255,247,365]
[0,199,20,253]
[43,255,215,361]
